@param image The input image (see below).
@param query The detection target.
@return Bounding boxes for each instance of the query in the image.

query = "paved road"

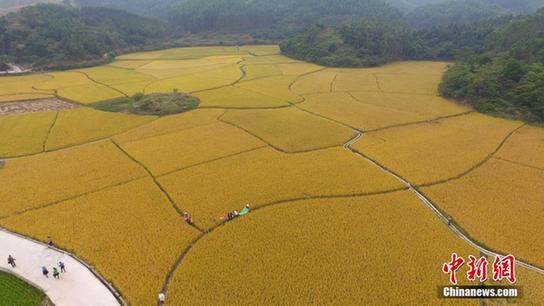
[0,230,120,306]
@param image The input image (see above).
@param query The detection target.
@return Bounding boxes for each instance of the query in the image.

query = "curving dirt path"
[0,229,124,306]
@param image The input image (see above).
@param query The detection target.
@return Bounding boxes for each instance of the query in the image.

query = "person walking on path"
[158,292,166,304]
[59,261,66,273]
[41,266,49,278]
[7,255,16,267]
[52,267,60,279]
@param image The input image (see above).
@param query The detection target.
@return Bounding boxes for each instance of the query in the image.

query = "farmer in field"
[158,292,166,304]
[239,204,251,216]
[183,212,193,225]
[7,255,16,268]
[59,261,66,273]
[42,266,49,278]
[220,210,239,223]
[52,267,60,279]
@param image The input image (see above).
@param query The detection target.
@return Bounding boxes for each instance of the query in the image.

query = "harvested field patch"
[0,141,147,218]
[353,113,523,185]
[0,98,78,115]
[46,108,155,150]
[166,191,474,305]
[159,147,402,229]
[299,92,429,130]
[0,177,200,306]
[221,107,356,152]
[0,111,56,157]
[422,158,544,267]
[120,122,265,176]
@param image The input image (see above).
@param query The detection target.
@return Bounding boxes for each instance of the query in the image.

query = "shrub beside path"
[0,229,121,306]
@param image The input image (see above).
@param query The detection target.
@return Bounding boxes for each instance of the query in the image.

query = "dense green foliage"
[406,0,510,29]
[281,21,413,67]
[440,10,544,122]
[0,272,47,306]
[166,0,401,36]
[93,92,200,116]
[0,4,168,67]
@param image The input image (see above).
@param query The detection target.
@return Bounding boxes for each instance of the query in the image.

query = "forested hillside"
[406,0,510,28]
[0,4,168,68]
[166,0,401,36]
[440,9,544,122]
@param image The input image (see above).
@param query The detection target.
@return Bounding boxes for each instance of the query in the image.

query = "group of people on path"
[41,262,66,279]
[6,235,67,281]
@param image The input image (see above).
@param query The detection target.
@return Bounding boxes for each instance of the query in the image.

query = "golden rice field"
[353,113,524,185]
[221,107,356,152]
[422,158,544,267]
[1,178,200,306]
[0,45,543,305]
[299,92,429,131]
[165,191,475,305]
[0,111,56,157]
[119,122,265,176]
[158,147,404,229]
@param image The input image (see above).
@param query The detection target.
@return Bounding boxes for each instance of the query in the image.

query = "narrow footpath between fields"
[0,229,122,306]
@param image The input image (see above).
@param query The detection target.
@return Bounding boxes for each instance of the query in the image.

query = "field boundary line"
[0,175,149,221]
[0,227,127,306]
[418,123,526,188]
[1,114,162,160]
[109,139,206,233]
[372,73,382,91]
[42,111,60,152]
[329,73,338,93]
[158,187,407,302]
[157,145,268,178]
[492,156,544,172]
[73,71,128,97]
[344,132,544,274]
[344,91,441,117]
[217,111,352,154]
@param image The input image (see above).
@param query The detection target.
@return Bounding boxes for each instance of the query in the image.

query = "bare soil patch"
[0,98,79,115]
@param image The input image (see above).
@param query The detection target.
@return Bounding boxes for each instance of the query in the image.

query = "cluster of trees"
[0,4,168,68]
[440,10,544,122]
[280,21,413,67]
